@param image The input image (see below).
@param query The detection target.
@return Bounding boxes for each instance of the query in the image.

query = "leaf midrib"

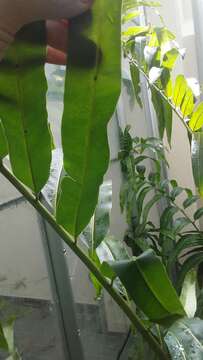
[14,47,37,193]
[74,0,108,236]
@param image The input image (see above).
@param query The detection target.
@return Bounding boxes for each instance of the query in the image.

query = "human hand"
[0,0,93,63]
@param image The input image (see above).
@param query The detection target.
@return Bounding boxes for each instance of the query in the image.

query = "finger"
[46,46,67,65]
[46,20,68,53]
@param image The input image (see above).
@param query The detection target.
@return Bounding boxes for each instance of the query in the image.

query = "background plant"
[122,0,203,197]
[119,127,203,290]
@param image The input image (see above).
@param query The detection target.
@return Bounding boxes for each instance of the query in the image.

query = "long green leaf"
[160,206,178,232]
[93,181,112,249]
[196,289,203,319]
[0,322,8,351]
[0,23,52,193]
[130,63,143,108]
[81,181,112,251]
[165,318,203,359]
[177,252,203,291]
[150,87,173,144]
[141,194,162,226]
[98,236,129,288]
[194,207,203,221]
[191,132,203,196]
[173,217,191,234]
[183,195,199,209]
[169,233,203,267]
[0,120,8,159]
[56,2,122,237]
[137,186,152,219]
[3,321,15,355]
[110,249,185,324]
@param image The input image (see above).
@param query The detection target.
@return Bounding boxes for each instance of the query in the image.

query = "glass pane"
[65,246,129,360]
[0,187,66,359]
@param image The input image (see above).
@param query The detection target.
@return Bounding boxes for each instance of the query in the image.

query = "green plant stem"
[129,58,193,136]
[0,162,169,360]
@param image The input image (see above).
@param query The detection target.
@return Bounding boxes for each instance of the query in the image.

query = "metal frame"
[192,0,203,89]
[0,192,84,360]
[38,202,84,360]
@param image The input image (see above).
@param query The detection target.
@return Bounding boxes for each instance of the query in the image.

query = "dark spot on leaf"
[68,10,102,69]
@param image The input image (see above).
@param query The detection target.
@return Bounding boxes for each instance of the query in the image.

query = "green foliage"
[56,0,122,238]
[122,10,141,24]
[191,132,203,196]
[119,128,203,286]
[122,4,203,201]
[130,63,143,108]
[172,75,194,118]
[122,26,150,37]
[190,104,203,132]
[81,181,129,297]
[1,2,203,359]
[122,3,203,149]
[109,249,185,324]
[150,86,172,144]
[0,121,7,159]
[123,0,161,12]
[173,75,188,108]
[0,320,21,359]
[128,330,157,360]
[0,23,52,193]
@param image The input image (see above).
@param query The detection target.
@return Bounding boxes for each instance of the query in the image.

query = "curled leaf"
[109,249,185,324]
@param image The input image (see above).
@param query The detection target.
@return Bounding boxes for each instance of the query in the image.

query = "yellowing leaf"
[122,10,140,23]
[160,28,176,44]
[122,26,149,37]
[181,87,194,118]
[148,30,159,47]
[173,75,187,108]
[189,103,203,131]
[162,48,179,70]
